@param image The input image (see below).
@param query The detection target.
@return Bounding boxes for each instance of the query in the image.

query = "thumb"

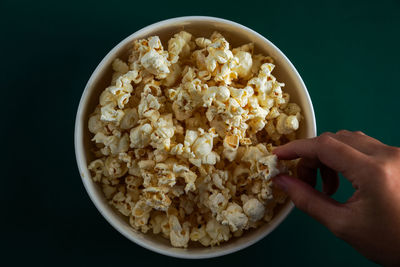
[273,174,345,231]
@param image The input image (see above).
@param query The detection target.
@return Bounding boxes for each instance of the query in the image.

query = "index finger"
[274,133,369,181]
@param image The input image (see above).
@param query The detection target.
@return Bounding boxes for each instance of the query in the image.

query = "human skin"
[272,130,400,266]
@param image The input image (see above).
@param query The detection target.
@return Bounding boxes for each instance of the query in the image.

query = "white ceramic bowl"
[74,16,316,259]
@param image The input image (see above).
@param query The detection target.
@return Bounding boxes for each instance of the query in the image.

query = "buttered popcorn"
[87,31,303,248]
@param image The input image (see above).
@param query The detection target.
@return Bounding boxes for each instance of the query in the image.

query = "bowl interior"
[75,17,316,258]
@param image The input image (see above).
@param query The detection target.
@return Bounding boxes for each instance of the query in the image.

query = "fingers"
[320,165,339,195]
[273,174,345,231]
[333,130,383,155]
[297,158,317,187]
[297,158,339,195]
[353,131,366,136]
[274,133,369,181]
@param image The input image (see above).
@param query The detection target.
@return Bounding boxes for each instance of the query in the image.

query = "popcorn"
[163,63,182,87]
[284,103,301,115]
[190,224,207,241]
[88,113,104,134]
[220,202,249,231]
[260,180,274,200]
[243,198,265,222]
[103,155,128,179]
[92,132,129,155]
[143,187,171,211]
[87,31,303,248]
[125,175,142,202]
[154,162,175,186]
[195,37,211,48]
[100,104,124,124]
[207,37,233,65]
[276,114,300,135]
[223,134,239,161]
[169,215,190,248]
[211,170,228,190]
[258,155,281,180]
[88,159,104,182]
[265,120,282,141]
[192,131,213,157]
[266,107,280,120]
[232,50,253,79]
[150,114,175,151]
[112,58,129,74]
[173,163,197,193]
[102,183,117,199]
[205,218,231,245]
[137,83,162,121]
[110,191,132,216]
[140,46,170,79]
[168,31,192,64]
[208,192,228,215]
[130,199,152,232]
[129,123,153,148]
[119,108,138,130]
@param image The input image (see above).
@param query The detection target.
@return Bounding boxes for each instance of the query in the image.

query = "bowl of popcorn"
[75,16,316,258]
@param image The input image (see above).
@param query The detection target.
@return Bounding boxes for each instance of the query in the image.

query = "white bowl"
[74,16,317,259]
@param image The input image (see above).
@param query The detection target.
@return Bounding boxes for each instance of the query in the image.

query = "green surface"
[2,0,399,266]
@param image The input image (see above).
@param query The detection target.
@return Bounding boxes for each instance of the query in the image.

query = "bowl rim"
[74,15,317,259]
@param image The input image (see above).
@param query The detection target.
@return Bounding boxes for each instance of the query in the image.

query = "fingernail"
[272,147,280,155]
[273,175,289,192]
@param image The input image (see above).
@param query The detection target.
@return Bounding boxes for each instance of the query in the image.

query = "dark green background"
[2,0,399,266]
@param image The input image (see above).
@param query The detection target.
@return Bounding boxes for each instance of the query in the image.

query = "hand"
[273,130,400,266]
